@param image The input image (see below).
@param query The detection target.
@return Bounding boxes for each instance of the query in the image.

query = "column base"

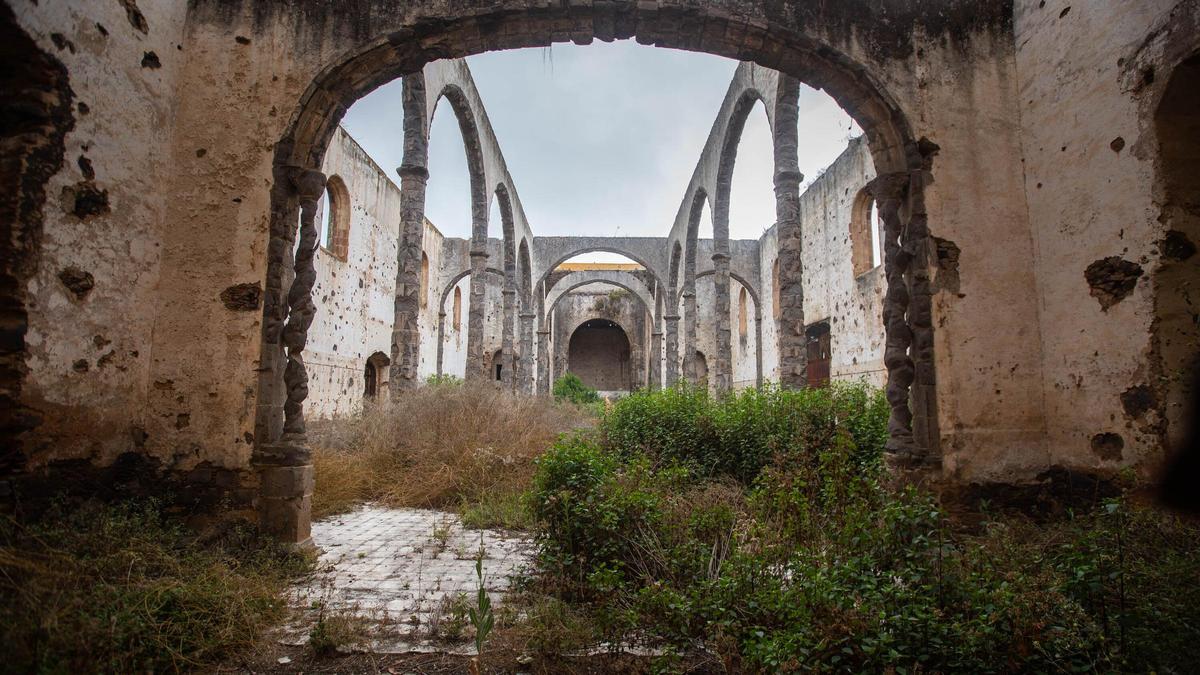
[256,452,314,548]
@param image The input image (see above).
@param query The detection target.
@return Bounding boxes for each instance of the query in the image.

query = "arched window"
[452,286,462,332]
[772,258,781,320]
[738,286,748,339]
[850,188,882,277]
[420,252,430,309]
[321,175,351,260]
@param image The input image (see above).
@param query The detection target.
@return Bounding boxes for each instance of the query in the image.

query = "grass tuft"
[309,381,592,522]
[0,499,312,673]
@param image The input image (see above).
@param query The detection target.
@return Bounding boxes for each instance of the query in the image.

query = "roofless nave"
[302,57,885,416]
[4,1,1197,546]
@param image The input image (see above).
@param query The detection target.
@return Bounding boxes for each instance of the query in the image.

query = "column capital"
[502,288,517,296]
[651,331,663,337]
[519,311,537,319]
[396,164,429,181]
[469,250,490,259]
[664,314,680,322]
[536,330,551,336]
[292,169,327,200]
[774,169,804,188]
[711,252,731,262]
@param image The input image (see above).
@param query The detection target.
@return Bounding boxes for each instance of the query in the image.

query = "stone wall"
[1011,0,1200,479]
[13,1,190,471]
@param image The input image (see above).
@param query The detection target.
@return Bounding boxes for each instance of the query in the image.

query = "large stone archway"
[255,3,937,532]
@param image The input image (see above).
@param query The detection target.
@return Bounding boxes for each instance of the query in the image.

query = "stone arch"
[429,84,489,243]
[319,174,351,260]
[533,245,666,294]
[255,3,937,542]
[435,266,504,378]
[492,184,518,386]
[567,318,634,392]
[691,269,764,389]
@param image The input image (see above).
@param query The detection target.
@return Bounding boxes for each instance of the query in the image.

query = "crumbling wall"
[305,128,402,418]
[13,2,191,477]
[1013,0,1200,476]
[795,139,886,388]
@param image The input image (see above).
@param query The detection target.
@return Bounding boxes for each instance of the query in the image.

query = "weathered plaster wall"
[306,128,401,419]
[1013,0,1200,477]
[796,138,886,387]
[15,1,189,468]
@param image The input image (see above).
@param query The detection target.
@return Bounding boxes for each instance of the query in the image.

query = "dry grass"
[309,383,592,520]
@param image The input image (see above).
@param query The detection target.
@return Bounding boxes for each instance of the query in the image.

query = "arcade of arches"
[4,2,1199,547]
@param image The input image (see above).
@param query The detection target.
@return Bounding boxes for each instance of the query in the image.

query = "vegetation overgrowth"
[309,378,592,523]
[517,382,1200,672]
[0,500,312,673]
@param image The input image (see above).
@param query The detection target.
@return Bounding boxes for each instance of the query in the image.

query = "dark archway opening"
[363,352,390,400]
[805,321,831,389]
[567,319,631,392]
[1154,53,1200,452]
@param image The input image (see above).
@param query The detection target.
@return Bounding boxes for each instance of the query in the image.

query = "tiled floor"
[281,504,534,653]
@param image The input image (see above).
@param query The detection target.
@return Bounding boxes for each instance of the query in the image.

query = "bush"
[601,382,888,484]
[524,382,1200,672]
[552,373,600,406]
[0,500,312,673]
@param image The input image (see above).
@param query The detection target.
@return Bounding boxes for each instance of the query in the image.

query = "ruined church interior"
[2,1,1199,671]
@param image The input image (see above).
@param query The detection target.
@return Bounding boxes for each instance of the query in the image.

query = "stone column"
[775,168,806,389]
[754,314,764,389]
[712,251,732,395]
[389,164,428,394]
[435,311,446,377]
[682,290,698,384]
[256,168,324,547]
[664,313,680,385]
[466,247,488,382]
[874,173,918,455]
[501,286,516,387]
[536,327,551,395]
[518,311,535,394]
[649,330,663,390]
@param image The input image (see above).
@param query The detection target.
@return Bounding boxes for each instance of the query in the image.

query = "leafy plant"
[552,372,600,405]
[469,536,495,670]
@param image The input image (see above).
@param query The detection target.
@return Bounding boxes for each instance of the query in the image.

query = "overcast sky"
[342,40,860,258]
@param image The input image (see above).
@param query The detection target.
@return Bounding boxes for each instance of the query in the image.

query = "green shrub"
[552,373,600,405]
[530,433,661,591]
[601,382,888,484]
[523,381,1200,672]
[0,500,312,673]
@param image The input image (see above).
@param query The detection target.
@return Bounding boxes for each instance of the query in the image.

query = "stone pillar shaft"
[754,315,764,389]
[649,331,663,390]
[466,249,488,382]
[775,170,806,389]
[664,313,680,386]
[536,328,551,395]
[518,311,535,394]
[501,287,516,387]
[682,291,698,385]
[712,252,732,394]
[257,168,324,547]
[435,311,446,377]
[390,165,428,393]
